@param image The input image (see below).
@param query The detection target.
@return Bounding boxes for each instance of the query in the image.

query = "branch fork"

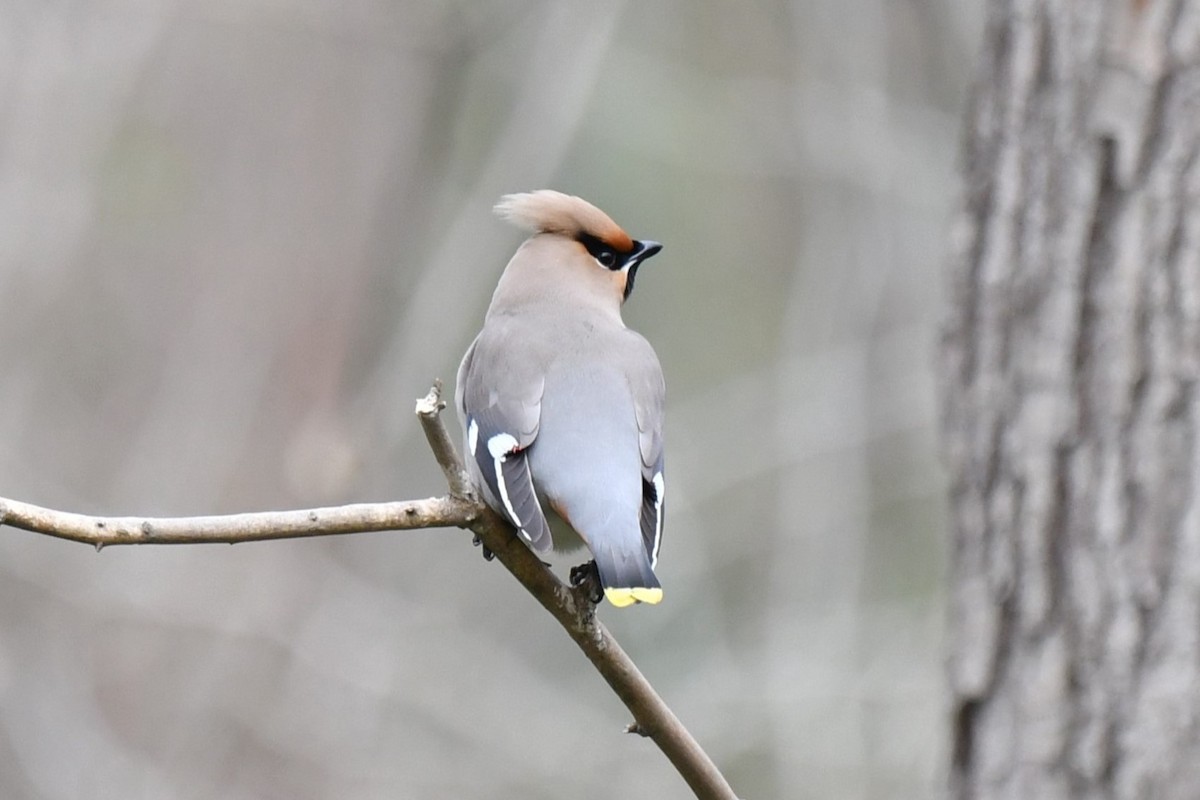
[1,382,738,800]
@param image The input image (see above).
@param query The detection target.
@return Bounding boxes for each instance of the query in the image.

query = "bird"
[455,190,666,608]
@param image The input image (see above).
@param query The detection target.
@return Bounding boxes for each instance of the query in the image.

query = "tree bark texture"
[940,1,1200,798]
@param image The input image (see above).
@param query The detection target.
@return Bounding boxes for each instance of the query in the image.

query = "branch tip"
[415,380,449,418]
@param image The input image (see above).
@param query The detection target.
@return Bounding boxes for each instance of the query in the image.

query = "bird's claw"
[472,534,495,561]
[569,560,603,604]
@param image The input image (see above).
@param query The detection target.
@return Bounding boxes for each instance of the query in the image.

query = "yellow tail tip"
[604,587,664,607]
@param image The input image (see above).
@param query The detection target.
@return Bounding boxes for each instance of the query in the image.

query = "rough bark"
[940,1,1200,798]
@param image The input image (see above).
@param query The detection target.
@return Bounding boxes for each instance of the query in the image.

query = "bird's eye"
[578,233,623,270]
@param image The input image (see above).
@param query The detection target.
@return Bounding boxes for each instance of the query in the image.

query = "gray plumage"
[455,191,666,607]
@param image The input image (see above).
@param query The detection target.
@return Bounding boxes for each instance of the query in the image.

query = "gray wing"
[456,331,552,552]
[627,332,666,567]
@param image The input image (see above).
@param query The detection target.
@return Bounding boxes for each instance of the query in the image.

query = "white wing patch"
[651,471,665,568]
[486,432,526,537]
[467,419,480,457]
[487,432,518,458]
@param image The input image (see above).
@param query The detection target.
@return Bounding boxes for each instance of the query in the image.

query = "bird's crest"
[494,190,634,252]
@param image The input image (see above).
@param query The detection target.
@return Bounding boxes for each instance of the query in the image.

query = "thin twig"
[1,383,739,800]
[415,379,474,499]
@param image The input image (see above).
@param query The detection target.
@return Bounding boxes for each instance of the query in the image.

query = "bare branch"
[0,495,477,547]
[415,379,474,499]
[411,384,737,798]
[1,382,739,800]
[457,503,739,800]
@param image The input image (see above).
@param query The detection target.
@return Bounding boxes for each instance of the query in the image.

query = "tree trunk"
[940,1,1200,798]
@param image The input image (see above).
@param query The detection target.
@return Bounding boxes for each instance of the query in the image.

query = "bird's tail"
[593,544,662,607]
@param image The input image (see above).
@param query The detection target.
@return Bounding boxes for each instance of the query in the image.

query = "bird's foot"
[472,534,495,561]
[569,560,603,604]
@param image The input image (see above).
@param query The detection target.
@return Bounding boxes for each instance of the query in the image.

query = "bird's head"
[494,190,662,303]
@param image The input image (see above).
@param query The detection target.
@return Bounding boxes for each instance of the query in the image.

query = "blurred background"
[0,2,982,798]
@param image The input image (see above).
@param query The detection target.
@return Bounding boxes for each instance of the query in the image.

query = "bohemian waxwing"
[455,190,666,608]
